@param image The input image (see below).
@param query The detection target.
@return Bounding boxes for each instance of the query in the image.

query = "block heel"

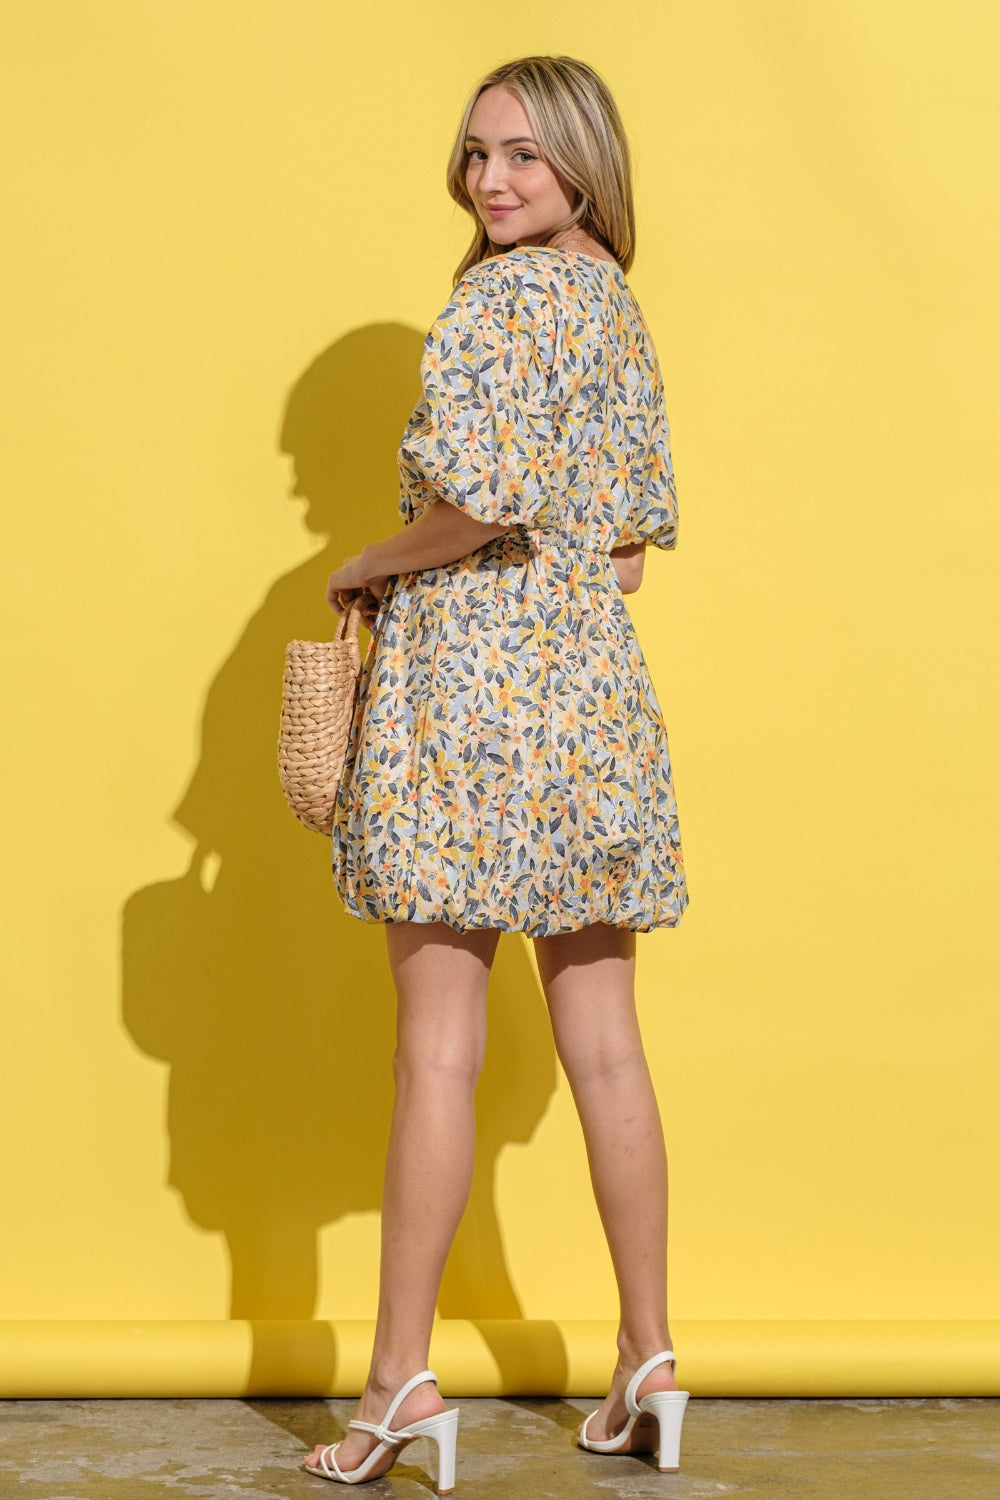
[638,1387,690,1471]
[404,1406,459,1494]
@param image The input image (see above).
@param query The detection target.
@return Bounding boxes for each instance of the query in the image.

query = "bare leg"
[533,923,678,1443]
[307,921,499,1477]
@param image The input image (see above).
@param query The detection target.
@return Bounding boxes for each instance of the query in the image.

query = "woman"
[306,55,690,1490]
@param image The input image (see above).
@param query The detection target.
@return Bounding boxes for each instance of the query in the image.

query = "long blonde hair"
[446,56,636,283]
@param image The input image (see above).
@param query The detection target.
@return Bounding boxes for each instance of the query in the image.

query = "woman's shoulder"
[447,248,627,331]
[450,250,540,301]
[461,245,620,283]
[438,252,559,332]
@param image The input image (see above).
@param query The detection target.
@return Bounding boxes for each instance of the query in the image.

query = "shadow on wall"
[120,322,567,1394]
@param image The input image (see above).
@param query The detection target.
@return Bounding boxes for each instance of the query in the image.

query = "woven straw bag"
[278,599,363,834]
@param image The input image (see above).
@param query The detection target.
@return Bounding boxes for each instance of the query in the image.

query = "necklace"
[546,229,617,265]
[551,230,592,253]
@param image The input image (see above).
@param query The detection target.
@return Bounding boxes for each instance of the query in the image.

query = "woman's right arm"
[326,499,507,613]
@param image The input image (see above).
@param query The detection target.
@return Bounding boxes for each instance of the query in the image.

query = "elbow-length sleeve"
[614,331,679,552]
[397,261,557,528]
[631,402,679,551]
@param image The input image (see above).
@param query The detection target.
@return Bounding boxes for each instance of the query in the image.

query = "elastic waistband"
[504,529,608,556]
[531,541,606,554]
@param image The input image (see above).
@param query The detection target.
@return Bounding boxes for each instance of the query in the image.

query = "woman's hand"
[327,586,382,630]
[326,550,389,623]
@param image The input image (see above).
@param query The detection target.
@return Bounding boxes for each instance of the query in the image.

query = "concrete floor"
[0,1396,997,1499]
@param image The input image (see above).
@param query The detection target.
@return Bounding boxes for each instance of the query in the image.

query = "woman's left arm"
[326,500,506,612]
[610,542,646,594]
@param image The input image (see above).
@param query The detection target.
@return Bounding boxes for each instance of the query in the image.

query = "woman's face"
[464,85,575,247]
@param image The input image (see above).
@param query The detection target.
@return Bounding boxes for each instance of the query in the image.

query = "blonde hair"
[446,56,636,283]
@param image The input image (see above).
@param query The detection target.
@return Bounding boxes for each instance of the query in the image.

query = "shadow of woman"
[120,322,566,1396]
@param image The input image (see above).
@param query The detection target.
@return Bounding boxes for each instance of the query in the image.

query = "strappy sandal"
[304,1369,459,1493]
[577,1350,690,1472]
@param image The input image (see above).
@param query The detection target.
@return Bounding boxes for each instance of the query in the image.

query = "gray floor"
[0,1396,998,1499]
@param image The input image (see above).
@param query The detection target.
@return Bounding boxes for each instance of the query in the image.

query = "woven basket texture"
[278,602,362,835]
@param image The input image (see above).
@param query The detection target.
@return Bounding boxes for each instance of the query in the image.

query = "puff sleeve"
[397,261,557,528]
[615,346,679,552]
[632,402,679,550]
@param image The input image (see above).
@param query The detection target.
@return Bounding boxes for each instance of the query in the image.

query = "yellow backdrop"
[2,0,998,1396]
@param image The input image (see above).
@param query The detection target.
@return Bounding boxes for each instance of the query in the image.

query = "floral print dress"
[332,244,687,937]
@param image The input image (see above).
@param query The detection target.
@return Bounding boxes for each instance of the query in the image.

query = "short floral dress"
[332,244,687,937]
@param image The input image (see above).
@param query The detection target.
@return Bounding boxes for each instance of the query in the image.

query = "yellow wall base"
[1,1321,996,1398]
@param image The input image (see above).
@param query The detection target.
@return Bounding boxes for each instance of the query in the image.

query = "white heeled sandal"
[304,1369,459,1494]
[577,1350,690,1472]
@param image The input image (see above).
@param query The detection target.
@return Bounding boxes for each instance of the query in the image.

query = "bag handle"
[334,595,365,645]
